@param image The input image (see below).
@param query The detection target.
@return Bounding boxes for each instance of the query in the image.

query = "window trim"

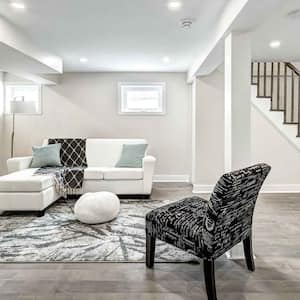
[118,82,166,116]
[3,82,43,115]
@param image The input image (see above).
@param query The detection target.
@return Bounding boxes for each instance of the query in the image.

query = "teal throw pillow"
[115,144,148,168]
[30,144,62,168]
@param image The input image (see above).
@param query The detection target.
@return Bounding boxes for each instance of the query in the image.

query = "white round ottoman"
[74,192,120,224]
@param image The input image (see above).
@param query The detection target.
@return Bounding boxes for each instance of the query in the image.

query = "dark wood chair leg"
[146,233,156,268]
[243,235,255,271]
[203,259,217,300]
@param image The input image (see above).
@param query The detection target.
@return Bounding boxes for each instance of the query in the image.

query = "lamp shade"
[10,101,37,114]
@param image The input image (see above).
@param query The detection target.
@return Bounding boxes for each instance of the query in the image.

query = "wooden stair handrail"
[251,62,300,137]
[285,62,300,77]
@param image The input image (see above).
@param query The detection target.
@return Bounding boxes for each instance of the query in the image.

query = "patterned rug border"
[0,261,201,264]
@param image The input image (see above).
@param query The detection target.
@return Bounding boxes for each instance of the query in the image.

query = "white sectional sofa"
[0,139,156,215]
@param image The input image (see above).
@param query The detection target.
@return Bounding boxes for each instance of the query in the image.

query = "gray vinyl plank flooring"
[0,183,299,299]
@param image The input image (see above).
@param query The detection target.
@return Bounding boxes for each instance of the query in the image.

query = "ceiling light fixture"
[167,1,182,11]
[269,40,281,49]
[163,56,170,64]
[80,57,88,63]
[10,2,25,9]
[180,18,194,29]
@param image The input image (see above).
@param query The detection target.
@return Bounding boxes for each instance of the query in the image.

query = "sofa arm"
[7,156,33,174]
[143,155,156,194]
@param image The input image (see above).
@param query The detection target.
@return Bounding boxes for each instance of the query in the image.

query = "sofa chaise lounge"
[0,138,156,215]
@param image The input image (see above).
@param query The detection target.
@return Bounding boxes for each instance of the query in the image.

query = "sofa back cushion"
[86,139,147,167]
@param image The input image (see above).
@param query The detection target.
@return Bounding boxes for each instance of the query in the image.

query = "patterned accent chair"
[145,163,271,300]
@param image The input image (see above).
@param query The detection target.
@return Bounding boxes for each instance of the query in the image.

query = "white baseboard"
[259,184,300,193]
[193,184,300,194]
[153,175,190,183]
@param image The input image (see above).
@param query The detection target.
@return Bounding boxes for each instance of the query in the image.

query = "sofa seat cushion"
[103,168,143,180]
[0,169,54,192]
[84,168,104,180]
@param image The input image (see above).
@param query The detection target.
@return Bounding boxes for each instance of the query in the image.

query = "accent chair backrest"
[204,163,271,258]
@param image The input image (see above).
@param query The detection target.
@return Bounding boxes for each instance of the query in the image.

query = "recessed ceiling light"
[167,1,182,11]
[163,56,170,64]
[10,2,25,9]
[269,40,281,49]
[80,57,88,63]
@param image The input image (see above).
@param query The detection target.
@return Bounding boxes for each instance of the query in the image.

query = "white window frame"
[4,82,42,115]
[118,82,166,115]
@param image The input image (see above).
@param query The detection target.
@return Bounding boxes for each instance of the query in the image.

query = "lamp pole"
[10,96,25,158]
[10,96,37,158]
[11,112,15,158]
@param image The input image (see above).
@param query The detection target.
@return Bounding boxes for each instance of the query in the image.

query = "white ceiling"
[0,0,299,74]
[193,0,300,77]
[252,0,300,62]
[0,0,228,72]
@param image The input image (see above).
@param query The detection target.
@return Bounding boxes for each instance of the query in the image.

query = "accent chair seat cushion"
[74,191,120,224]
[146,196,209,257]
[0,169,54,192]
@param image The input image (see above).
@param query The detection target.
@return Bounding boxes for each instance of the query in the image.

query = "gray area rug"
[0,198,200,263]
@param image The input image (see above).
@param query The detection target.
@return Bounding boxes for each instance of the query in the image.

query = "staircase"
[251,62,300,135]
[251,62,300,149]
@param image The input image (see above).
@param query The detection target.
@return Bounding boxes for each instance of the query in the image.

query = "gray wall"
[2,69,300,187]
[0,72,192,176]
[0,72,5,174]
[252,107,300,185]
[194,69,225,185]
[194,68,300,187]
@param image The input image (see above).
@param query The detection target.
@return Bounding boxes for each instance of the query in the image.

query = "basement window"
[118,82,166,115]
[4,83,42,114]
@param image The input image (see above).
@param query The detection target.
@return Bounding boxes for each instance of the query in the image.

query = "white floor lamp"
[10,97,37,157]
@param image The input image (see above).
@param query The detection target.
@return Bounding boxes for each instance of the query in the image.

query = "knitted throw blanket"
[35,138,87,198]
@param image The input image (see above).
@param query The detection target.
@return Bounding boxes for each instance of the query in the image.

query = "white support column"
[191,77,199,184]
[225,32,251,171]
[224,32,252,258]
